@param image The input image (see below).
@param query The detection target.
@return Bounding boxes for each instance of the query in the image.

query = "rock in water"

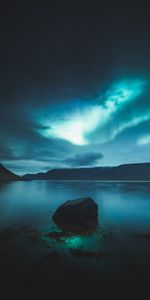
[52,197,98,233]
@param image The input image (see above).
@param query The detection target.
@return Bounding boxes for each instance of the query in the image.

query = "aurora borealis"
[1,1,150,174]
[42,79,147,145]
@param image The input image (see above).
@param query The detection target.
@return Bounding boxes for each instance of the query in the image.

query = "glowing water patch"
[64,236,83,248]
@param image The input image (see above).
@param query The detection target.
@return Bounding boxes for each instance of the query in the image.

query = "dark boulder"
[52,197,98,233]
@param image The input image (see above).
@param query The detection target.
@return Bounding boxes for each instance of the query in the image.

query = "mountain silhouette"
[0,164,20,181]
[22,163,150,181]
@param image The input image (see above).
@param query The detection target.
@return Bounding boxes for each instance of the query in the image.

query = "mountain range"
[0,164,20,181]
[0,163,150,181]
[22,163,150,181]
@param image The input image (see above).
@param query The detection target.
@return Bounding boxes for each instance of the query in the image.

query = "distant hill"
[0,164,20,181]
[22,167,112,180]
[22,163,150,181]
[1,162,150,181]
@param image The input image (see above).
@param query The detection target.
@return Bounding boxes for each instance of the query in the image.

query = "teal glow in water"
[64,236,83,248]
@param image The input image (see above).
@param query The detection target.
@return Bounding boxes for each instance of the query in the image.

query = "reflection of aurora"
[42,79,148,145]
[63,236,84,248]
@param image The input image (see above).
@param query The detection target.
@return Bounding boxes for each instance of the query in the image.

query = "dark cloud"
[63,152,103,167]
[0,144,13,160]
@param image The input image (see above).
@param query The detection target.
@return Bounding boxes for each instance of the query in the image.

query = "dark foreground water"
[0,180,150,299]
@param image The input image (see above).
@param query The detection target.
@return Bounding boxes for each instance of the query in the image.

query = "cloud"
[63,151,103,167]
[0,144,14,160]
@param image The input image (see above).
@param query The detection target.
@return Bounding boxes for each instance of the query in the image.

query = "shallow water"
[0,180,150,299]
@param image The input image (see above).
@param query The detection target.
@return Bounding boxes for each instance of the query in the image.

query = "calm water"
[0,180,150,299]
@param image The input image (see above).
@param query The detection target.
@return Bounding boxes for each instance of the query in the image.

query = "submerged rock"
[52,197,98,233]
[135,233,150,240]
[45,251,62,261]
[70,249,109,260]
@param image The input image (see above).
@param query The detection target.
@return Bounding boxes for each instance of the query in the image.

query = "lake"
[0,180,150,299]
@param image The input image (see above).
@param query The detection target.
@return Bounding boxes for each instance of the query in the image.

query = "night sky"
[1,0,150,175]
